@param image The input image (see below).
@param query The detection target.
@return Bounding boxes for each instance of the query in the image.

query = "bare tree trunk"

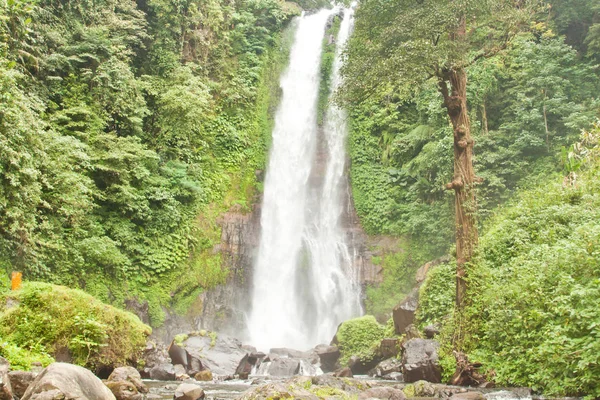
[481,102,489,135]
[439,67,478,309]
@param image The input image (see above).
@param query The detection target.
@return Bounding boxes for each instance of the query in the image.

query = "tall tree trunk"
[439,67,478,309]
[481,102,489,135]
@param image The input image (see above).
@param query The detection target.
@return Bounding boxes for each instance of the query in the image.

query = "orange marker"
[11,272,22,291]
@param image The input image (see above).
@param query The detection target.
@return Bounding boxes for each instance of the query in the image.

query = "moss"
[337,315,386,365]
[402,384,415,398]
[0,282,151,371]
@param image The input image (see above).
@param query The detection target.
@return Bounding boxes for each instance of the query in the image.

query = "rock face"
[21,363,116,400]
[393,289,418,335]
[140,341,171,378]
[170,333,247,376]
[148,363,176,381]
[0,357,13,400]
[8,370,37,398]
[266,358,300,377]
[402,339,442,383]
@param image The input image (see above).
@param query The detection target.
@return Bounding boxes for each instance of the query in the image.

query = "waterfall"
[247,7,361,352]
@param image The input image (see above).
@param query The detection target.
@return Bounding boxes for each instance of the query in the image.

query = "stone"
[174,383,205,400]
[9,370,37,398]
[108,366,147,394]
[267,358,300,376]
[104,381,142,400]
[314,345,340,373]
[369,358,402,378]
[401,339,441,383]
[424,324,441,339]
[383,372,403,381]
[358,387,406,400]
[21,363,115,400]
[0,357,13,400]
[333,367,353,377]
[149,363,176,381]
[235,353,265,379]
[141,341,172,379]
[450,392,486,400]
[404,324,421,341]
[174,333,247,376]
[238,381,317,400]
[378,338,400,359]
[348,355,381,375]
[194,369,213,381]
[392,290,418,335]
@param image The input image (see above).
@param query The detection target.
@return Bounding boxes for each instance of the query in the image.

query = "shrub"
[336,315,386,365]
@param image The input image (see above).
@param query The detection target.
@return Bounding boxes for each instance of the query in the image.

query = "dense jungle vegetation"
[0,0,304,325]
[342,0,600,396]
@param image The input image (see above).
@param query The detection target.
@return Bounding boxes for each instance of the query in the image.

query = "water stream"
[247,7,362,351]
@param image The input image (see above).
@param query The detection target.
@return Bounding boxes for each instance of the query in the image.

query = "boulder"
[174,383,205,400]
[267,358,300,376]
[9,370,37,398]
[149,363,176,381]
[171,333,247,376]
[333,367,353,378]
[314,345,340,373]
[108,367,147,394]
[194,370,213,381]
[235,353,265,379]
[0,357,13,400]
[401,339,441,383]
[403,380,438,397]
[369,358,402,378]
[383,372,403,381]
[348,355,381,375]
[104,381,142,400]
[21,363,115,400]
[392,290,418,335]
[238,380,317,400]
[141,341,171,378]
[449,392,486,400]
[358,387,406,400]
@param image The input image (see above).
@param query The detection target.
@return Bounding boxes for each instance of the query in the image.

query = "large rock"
[21,363,116,400]
[174,383,205,400]
[267,358,300,377]
[0,357,13,400]
[9,370,37,398]
[393,289,418,335]
[378,338,400,359]
[149,363,176,381]
[238,380,317,400]
[108,367,147,394]
[169,333,247,376]
[449,392,486,400]
[236,353,265,379]
[314,345,340,373]
[141,341,171,378]
[348,354,381,375]
[401,339,441,383]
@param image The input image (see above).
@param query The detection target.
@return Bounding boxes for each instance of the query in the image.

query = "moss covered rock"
[336,315,386,365]
[0,282,151,371]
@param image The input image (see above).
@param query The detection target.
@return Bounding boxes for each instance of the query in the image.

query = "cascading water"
[247,7,361,352]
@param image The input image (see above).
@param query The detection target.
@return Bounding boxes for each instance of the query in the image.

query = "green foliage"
[336,315,386,365]
[416,262,455,328]
[0,282,151,370]
[317,14,341,125]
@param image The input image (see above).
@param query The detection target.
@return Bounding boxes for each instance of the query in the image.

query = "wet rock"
[269,348,318,364]
[315,344,340,372]
[404,324,422,341]
[333,367,353,377]
[236,353,265,379]
[104,381,142,400]
[485,389,531,400]
[174,383,205,400]
[108,367,147,394]
[21,363,115,400]
[174,333,247,376]
[450,392,486,400]
[358,387,406,400]
[0,357,13,400]
[379,338,400,359]
[369,358,402,378]
[9,370,37,398]
[194,370,213,381]
[348,354,381,375]
[424,324,441,339]
[267,358,300,376]
[149,363,176,381]
[383,372,403,381]
[401,339,441,383]
[393,289,418,335]
[310,376,367,393]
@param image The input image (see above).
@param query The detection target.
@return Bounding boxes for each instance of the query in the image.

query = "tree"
[342,0,534,307]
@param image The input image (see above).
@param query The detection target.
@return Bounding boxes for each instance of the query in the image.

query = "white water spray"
[247,7,361,351]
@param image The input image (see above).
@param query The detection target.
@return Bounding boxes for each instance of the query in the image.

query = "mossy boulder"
[0,282,151,372]
[336,315,386,366]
